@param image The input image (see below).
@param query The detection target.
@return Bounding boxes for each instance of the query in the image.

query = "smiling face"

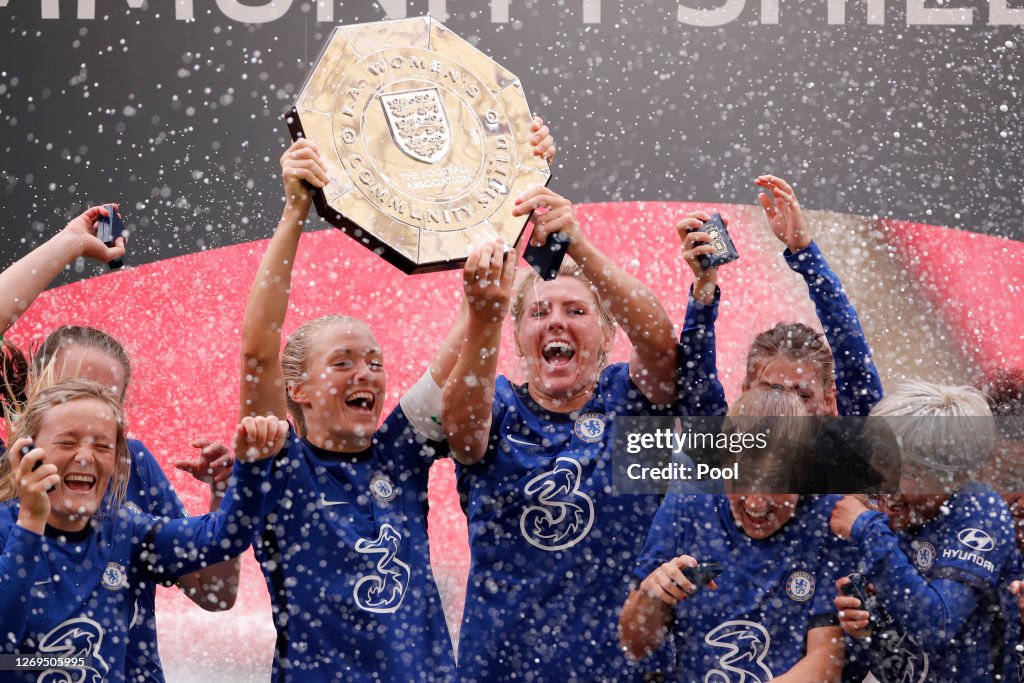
[746,356,837,417]
[33,397,119,531]
[290,320,386,451]
[725,453,800,539]
[514,275,613,410]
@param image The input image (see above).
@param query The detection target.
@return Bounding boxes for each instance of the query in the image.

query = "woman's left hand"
[175,438,235,497]
[530,116,556,164]
[512,187,583,249]
[830,494,870,539]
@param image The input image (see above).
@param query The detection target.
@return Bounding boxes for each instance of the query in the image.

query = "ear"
[288,381,310,407]
[826,384,839,416]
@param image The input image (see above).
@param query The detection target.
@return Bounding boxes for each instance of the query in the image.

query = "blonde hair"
[724,388,813,454]
[0,378,130,511]
[281,314,367,437]
[869,379,994,474]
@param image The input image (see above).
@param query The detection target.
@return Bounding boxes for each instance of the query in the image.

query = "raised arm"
[0,205,126,336]
[756,175,883,417]
[441,241,515,465]
[239,140,328,421]
[512,187,678,405]
[675,211,729,417]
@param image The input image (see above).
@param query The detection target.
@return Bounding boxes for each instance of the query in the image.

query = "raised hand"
[755,175,811,253]
[174,438,235,497]
[9,438,59,534]
[512,187,583,249]
[675,210,724,305]
[280,139,329,213]
[530,116,556,164]
[462,239,515,325]
[233,415,289,463]
[829,494,870,540]
[62,205,128,265]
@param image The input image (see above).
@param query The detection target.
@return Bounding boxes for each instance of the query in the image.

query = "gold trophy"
[286,17,551,274]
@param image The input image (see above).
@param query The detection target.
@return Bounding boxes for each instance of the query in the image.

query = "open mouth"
[542,340,576,366]
[345,391,376,412]
[740,504,777,533]
[63,473,97,493]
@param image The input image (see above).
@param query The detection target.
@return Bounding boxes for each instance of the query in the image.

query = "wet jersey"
[456,363,669,681]
[635,494,848,681]
[250,406,455,682]
[846,483,1022,683]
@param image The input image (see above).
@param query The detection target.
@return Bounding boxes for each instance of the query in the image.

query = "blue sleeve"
[0,524,43,651]
[129,440,188,518]
[784,242,883,417]
[850,511,983,648]
[634,492,688,582]
[677,285,728,417]
[138,456,276,580]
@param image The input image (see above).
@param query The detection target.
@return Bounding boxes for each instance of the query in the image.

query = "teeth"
[346,391,374,408]
[65,474,96,483]
[746,509,769,520]
[542,341,575,362]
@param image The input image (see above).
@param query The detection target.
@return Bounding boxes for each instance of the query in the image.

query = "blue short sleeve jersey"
[456,363,670,681]
[846,483,1022,683]
[634,494,848,681]
[121,439,189,683]
[0,458,270,683]
[250,406,455,682]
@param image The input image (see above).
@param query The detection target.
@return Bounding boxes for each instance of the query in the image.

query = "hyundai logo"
[957,528,995,553]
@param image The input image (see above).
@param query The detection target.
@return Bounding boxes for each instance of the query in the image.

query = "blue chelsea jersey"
[250,405,455,682]
[456,362,669,681]
[635,494,849,681]
[121,439,189,683]
[847,483,1022,683]
[0,457,269,683]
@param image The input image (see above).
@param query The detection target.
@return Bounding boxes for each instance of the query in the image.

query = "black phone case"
[682,561,723,594]
[693,214,739,270]
[523,229,571,281]
[99,204,125,270]
[840,573,891,629]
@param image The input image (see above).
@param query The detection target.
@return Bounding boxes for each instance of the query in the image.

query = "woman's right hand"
[639,555,716,606]
[280,139,329,213]
[9,437,59,533]
[462,239,515,326]
[59,205,128,265]
[834,576,874,639]
[233,415,290,463]
[676,211,722,304]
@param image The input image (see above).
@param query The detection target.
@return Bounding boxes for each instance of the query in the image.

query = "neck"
[47,512,90,533]
[526,380,596,413]
[305,424,373,453]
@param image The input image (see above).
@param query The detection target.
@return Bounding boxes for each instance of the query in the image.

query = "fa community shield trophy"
[286,17,552,274]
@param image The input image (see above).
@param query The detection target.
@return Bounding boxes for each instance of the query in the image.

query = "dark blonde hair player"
[442,185,683,680]
[0,378,286,682]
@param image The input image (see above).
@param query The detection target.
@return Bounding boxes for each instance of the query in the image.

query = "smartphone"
[681,561,723,595]
[98,204,125,270]
[523,229,571,281]
[691,213,739,271]
[840,572,891,629]
[22,442,55,492]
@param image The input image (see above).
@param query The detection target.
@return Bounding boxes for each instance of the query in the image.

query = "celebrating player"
[442,186,681,680]
[622,388,848,681]
[676,176,884,493]
[0,379,284,682]
[830,380,1022,682]
[0,210,242,683]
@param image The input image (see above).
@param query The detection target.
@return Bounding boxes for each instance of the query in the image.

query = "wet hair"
[508,259,617,366]
[280,314,367,437]
[0,326,132,415]
[0,378,130,510]
[742,322,836,391]
[869,379,994,474]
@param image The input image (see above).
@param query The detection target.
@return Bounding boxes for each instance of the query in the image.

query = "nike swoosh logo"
[506,434,541,447]
[319,495,350,507]
[34,579,52,586]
